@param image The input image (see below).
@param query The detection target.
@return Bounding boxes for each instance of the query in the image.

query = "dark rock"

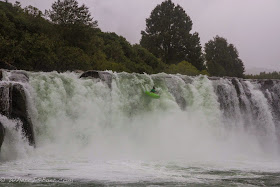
[208,76,221,80]
[257,80,280,126]
[260,79,274,91]
[0,122,5,151]
[9,71,29,83]
[0,61,17,70]
[231,78,241,96]
[80,70,113,88]
[176,96,187,110]
[99,72,113,89]
[12,71,29,78]
[0,83,12,117]
[165,77,187,110]
[10,83,35,146]
[214,84,231,112]
[0,70,3,81]
[0,72,35,146]
[80,70,100,79]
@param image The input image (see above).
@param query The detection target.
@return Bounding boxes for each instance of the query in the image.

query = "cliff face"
[0,70,35,152]
[0,122,4,151]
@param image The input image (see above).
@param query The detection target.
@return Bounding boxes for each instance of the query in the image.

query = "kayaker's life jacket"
[150,88,156,93]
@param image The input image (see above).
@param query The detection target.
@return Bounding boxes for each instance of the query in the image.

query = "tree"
[205,36,245,78]
[46,0,98,51]
[0,1,166,74]
[166,61,200,75]
[46,0,97,27]
[140,0,204,70]
[207,61,226,77]
[56,46,91,71]
[245,71,280,79]
[24,5,42,17]
[13,1,22,12]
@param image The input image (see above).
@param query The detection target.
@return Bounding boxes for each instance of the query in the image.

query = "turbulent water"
[0,71,280,186]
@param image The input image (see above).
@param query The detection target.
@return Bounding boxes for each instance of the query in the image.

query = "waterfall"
[0,70,279,183]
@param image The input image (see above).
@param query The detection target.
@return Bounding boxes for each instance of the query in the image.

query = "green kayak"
[145,91,160,99]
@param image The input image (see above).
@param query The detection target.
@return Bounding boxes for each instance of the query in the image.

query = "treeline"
[0,0,245,77]
[245,72,280,79]
[0,1,164,74]
[141,0,245,77]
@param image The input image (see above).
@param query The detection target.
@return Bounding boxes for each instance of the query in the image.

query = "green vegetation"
[0,0,165,74]
[140,0,205,71]
[0,0,248,78]
[205,36,245,78]
[245,72,280,79]
[46,0,97,27]
[165,61,208,76]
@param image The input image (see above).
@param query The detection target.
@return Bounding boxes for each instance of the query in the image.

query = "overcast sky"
[8,0,280,72]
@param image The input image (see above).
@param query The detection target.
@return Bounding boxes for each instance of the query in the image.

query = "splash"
[23,72,279,160]
[0,71,279,184]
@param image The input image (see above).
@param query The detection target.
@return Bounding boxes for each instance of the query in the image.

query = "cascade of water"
[0,70,280,185]
[0,115,33,161]
[0,71,279,162]
[213,77,278,154]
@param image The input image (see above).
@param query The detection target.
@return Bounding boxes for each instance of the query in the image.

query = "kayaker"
[150,86,156,93]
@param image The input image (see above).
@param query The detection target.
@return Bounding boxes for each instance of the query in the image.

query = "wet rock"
[0,81,35,146]
[0,70,3,81]
[257,80,280,126]
[80,70,100,79]
[214,83,231,112]
[0,122,5,151]
[259,79,274,91]
[181,76,193,84]
[165,76,187,110]
[9,71,29,83]
[80,70,113,89]
[10,83,35,146]
[176,96,187,110]
[0,83,12,117]
[231,78,241,96]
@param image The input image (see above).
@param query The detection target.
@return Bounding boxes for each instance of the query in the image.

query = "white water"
[0,71,279,185]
